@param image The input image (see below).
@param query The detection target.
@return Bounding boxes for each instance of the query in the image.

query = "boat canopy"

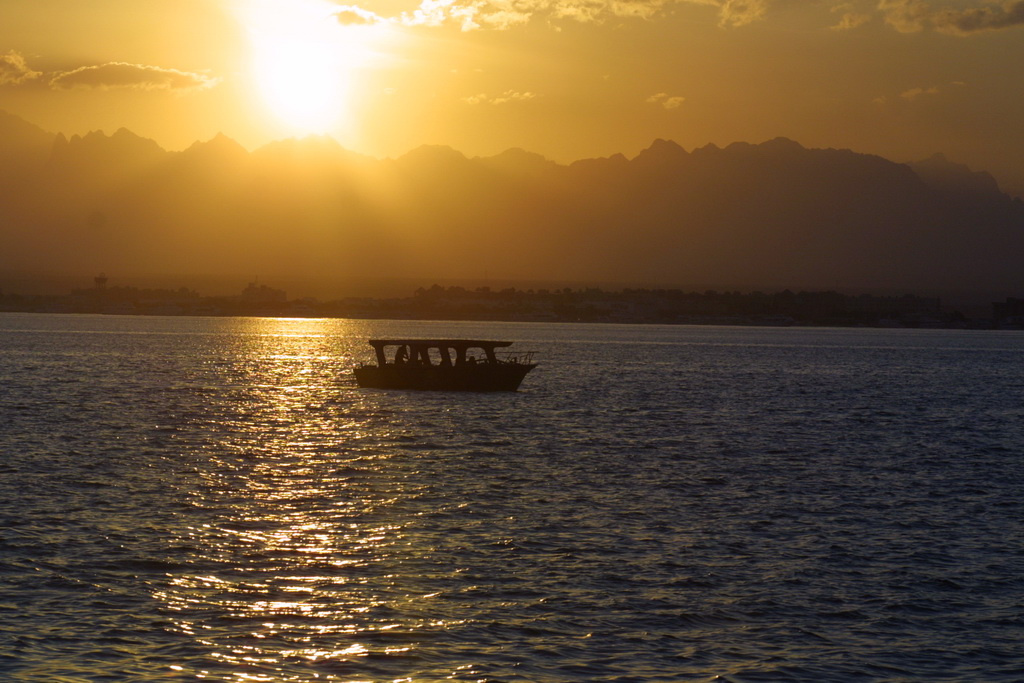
[366,339,516,366]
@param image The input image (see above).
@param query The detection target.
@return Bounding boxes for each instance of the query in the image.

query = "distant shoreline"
[3,281,1022,330]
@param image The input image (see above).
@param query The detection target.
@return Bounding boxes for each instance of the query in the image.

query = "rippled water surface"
[1,313,1023,681]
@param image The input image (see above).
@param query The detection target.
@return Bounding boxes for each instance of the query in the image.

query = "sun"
[255,36,344,133]
[237,0,386,135]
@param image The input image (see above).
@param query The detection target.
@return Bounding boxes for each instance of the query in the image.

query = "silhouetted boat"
[354,339,537,391]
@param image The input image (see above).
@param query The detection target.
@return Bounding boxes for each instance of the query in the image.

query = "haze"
[1,0,1023,299]
[2,0,1023,192]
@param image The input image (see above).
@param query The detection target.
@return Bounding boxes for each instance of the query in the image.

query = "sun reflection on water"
[155,317,419,680]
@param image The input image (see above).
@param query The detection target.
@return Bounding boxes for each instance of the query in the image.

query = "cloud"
[717,0,770,27]
[327,0,1024,34]
[2,53,219,93]
[830,3,872,30]
[647,92,686,108]
[932,0,1024,34]
[878,0,931,32]
[880,80,965,102]
[606,0,676,19]
[334,5,385,25]
[463,89,537,104]
[393,0,780,31]
[480,7,534,28]
[400,0,485,30]
[49,63,220,91]
[900,85,941,100]
[0,51,42,86]
[879,0,1024,35]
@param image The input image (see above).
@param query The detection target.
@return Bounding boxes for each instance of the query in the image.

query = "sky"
[1,0,1023,192]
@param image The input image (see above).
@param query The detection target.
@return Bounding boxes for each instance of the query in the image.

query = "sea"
[1,312,1022,682]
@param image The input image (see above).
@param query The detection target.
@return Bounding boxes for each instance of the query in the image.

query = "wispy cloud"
[334,4,386,25]
[399,0,485,30]
[717,0,771,27]
[463,89,537,104]
[2,53,220,92]
[3,52,222,92]
[333,0,1024,33]
[331,0,867,32]
[877,0,930,32]
[932,0,1024,34]
[48,62,220,91]
[874,80,966,104]
[719,0,1024,33]
[647,92,686,108]
[900,85,941,100]
[49,63,220,91]
[830,3,872,30]
[392,0,757,31]
[0,51,42,86]
[879,0,1024,35]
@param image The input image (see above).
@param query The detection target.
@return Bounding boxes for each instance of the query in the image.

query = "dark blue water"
[1,313,1023,681]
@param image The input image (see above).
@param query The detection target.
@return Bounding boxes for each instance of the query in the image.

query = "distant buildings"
[0,276,1017,329]
[240,281,287,304]
[992,298,1024,329]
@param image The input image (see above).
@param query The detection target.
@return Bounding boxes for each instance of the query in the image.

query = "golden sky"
[2,0,1023,190]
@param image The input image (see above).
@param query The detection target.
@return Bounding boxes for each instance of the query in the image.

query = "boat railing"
[498,350,536,365]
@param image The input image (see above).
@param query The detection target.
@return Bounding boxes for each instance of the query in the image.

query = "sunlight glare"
[238,0,386,135]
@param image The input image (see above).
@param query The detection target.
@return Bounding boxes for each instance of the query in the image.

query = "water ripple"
[1,316,1023,680]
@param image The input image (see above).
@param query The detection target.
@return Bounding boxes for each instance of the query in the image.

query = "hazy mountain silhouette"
[1,110,1021,297]
[0,111,54,177]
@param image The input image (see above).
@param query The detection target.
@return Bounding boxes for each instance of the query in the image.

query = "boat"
[354,339,537,392]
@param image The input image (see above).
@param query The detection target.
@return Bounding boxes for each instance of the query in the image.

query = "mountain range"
[1,110,1022,299]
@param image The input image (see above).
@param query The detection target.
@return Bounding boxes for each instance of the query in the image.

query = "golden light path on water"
[151,318,456,682]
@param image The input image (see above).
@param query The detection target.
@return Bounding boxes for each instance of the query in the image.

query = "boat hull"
[354,363,535,392]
